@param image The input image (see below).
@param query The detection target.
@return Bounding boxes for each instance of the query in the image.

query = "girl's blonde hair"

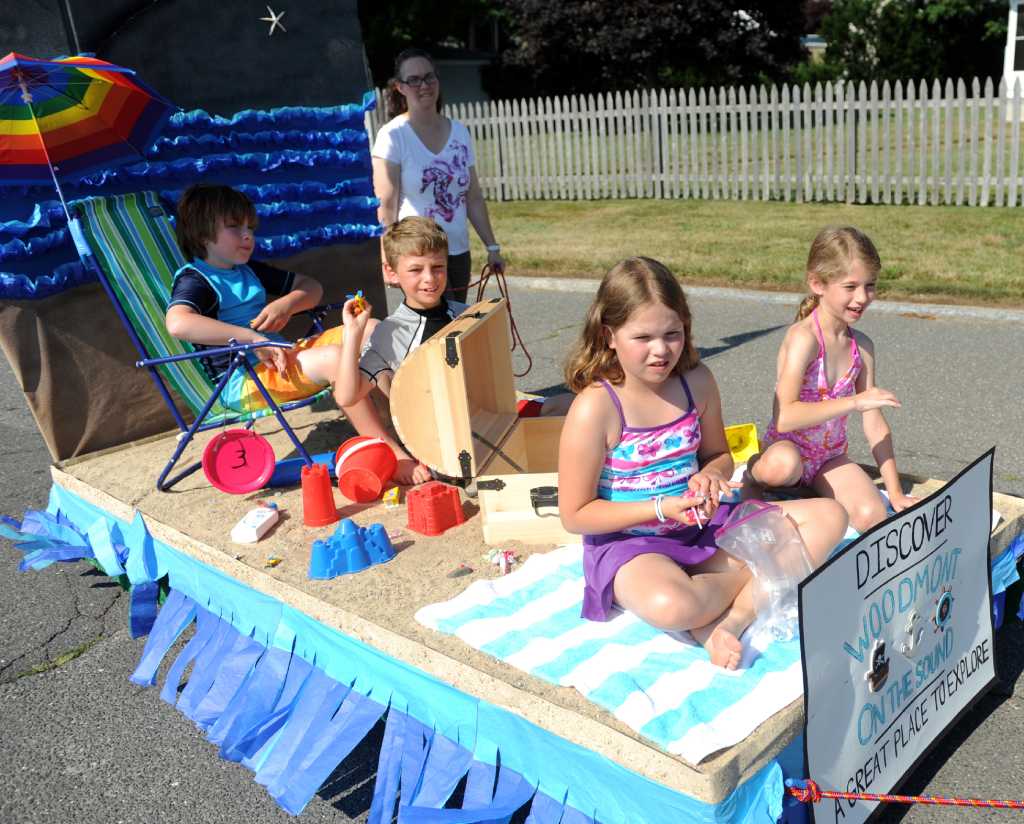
[565,257,699,393]
[796,226,881,320]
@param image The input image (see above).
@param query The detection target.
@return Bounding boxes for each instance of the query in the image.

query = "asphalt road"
[2,280,1023,823]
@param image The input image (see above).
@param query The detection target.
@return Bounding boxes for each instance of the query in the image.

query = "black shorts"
[445,251,472,304]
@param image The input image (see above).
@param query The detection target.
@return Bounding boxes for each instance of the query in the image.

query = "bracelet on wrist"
[653,494,667,523]
[485,243,501,253]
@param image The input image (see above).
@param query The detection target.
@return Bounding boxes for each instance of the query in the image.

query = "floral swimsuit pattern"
[597,376,702,536]
[764,309,862,486]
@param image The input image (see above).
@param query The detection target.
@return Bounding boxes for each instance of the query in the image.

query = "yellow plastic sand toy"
[724,423,760,465]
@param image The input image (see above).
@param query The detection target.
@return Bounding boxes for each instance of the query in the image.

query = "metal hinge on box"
[476,478,506,491]
[458,450,473,479]
[445,332,461,368]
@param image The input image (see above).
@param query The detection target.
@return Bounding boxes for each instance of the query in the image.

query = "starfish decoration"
[259,5,287,36]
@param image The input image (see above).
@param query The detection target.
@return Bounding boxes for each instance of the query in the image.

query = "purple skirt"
[581,503,734,622]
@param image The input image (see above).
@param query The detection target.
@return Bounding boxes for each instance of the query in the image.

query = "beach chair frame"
[68,191,337,491]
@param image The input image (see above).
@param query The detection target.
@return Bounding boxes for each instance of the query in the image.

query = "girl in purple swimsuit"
[751,226,919,533]
[558,258,847,669]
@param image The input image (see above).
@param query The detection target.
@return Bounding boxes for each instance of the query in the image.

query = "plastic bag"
[715,500,814,641]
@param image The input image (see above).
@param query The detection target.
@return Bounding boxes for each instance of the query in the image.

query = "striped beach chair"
[69,191,331,491]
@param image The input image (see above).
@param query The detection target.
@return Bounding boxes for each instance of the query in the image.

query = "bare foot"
[395,459,431,486]
[704,625,743,670]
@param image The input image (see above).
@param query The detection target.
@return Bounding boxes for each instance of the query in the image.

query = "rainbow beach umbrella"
[0,52,175,218]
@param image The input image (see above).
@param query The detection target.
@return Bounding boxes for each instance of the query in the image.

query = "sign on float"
[800,450,997,824]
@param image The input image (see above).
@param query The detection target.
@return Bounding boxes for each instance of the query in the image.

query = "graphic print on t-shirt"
[421,142,470,223]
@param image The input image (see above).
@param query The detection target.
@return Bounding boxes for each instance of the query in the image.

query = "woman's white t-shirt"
[372,117,475,255]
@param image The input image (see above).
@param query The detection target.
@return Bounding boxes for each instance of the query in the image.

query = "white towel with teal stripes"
[415,543,806,764]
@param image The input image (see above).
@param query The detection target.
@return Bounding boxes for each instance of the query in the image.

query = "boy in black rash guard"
[339,216,575,485]
[337,217,465,485]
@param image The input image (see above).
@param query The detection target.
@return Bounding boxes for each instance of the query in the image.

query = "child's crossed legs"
[751,441,887,533]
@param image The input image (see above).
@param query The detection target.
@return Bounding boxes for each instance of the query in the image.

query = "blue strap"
[400,763,536,823]
[176,616,239,718]
[190,632,266,730]
[463,760,497,809]
[160,603,219,703]
[21,510,82,544]
[234,654,315,769]
[487,768,536,823]
[405,731,473,809]
[253,665,339,789]
[124,511,159,587]
[398,716,434,810]
[87,518,125,576]
[559,807,596,824]
[271,683,387,816]
[129,590,196,687]
[524,792,567,824]
[129,580,160,638]
[18,545,93,571]
[212,644,291,754]
[368,707,409,824]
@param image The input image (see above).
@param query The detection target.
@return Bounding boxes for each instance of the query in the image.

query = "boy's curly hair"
[382,216,449,271]
[175,183,258,261]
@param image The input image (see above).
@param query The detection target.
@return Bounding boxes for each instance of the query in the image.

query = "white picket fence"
[366,77,1024,207]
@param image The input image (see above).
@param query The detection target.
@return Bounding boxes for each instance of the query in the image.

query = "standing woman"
[372,48,504,303]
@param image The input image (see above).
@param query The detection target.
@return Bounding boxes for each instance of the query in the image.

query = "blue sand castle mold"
[308,518,395,579]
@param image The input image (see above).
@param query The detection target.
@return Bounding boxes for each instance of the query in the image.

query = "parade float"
[3,53,1023,824]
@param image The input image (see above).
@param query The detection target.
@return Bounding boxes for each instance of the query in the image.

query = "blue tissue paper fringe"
[0,260,93,300]
[3,508,156,636]
[150,129,370,157]
[1,97,381,300]
[74,148,368,188]
[0,227,69,262]
[6,479,799,823]
[0,201,68,237]
[129,588,566,819]
[166,97,374,135]
[181,179,375,202]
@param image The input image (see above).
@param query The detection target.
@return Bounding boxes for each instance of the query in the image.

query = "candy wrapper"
[483,548,519,575]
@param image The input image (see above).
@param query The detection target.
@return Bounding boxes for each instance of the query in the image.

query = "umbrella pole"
[16,72,73,224]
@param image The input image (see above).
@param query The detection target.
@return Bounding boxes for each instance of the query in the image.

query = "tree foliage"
[819,0,1008,83]
[358,0,496,87]
[486,1,806,98]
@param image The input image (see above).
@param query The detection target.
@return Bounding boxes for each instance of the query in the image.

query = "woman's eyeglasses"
[400,72,438,88]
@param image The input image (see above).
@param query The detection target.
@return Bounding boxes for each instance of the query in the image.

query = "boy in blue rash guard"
[165,183,380,432]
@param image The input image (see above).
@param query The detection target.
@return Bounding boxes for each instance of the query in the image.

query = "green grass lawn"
[470,199,1024,306]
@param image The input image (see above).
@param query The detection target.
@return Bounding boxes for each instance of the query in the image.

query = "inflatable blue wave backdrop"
[0,93,381,301]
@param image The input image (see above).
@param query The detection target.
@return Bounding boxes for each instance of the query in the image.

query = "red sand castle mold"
[406,481,465,536]
[302,463,340,527]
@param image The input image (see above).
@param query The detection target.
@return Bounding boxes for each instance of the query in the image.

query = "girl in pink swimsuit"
[752,227,919,533]
[558,257,848,668]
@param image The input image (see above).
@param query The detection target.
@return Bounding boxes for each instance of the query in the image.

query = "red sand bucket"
[334,437,397,503]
